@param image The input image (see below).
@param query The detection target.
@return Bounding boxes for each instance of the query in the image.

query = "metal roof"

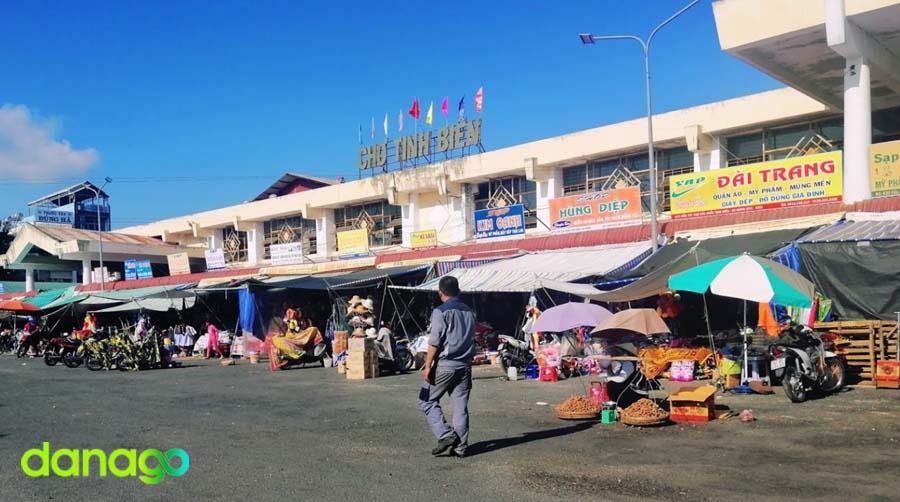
[34,224,175,247]
[798,218,900,243]
[252,172,336,201]
[27,181,109,207]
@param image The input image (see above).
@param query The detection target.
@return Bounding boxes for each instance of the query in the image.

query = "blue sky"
[0,0,780,228]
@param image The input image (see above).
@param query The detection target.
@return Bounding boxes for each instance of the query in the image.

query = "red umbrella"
[0,300,41,313]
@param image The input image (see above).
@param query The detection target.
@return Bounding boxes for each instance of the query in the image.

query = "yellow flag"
[425,101,434,125]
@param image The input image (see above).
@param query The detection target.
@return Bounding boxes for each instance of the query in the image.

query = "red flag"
[475,87,483,113]
[441,97,449,117]
[408,98,420,120]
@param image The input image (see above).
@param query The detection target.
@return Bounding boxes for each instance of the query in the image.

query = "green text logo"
[21,442,189,485]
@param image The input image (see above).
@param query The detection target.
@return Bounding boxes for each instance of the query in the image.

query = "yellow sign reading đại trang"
[870,139,900,198]
[410,229,437,248]
[337,228,369,257]
[669,151,843,219]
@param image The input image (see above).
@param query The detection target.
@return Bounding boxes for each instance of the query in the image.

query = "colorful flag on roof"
[370,116,375,139]
[425,101,434,125]
[475,87,483,113]
[398,110,403,132]
[441,97,449,117]
[383,113,388,136]
[409,98,420,120]
[458,96,465,119]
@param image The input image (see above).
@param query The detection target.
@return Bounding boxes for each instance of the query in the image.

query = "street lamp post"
[580,0,699,251]
[85,177,112,290]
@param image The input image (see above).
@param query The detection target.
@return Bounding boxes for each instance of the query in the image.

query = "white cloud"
[0,104,98,181]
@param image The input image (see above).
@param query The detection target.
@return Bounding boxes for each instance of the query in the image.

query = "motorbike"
[386,326,414,372]
[16,329,47,358]
[43,334,84,368]
[497,333,536,376]
[769,323,846,403]
[0,330,17,354]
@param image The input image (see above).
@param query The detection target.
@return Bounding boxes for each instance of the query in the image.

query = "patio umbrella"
[526,302,611,333]
[590,308,669,336]
[0,300,40,313]
[667,254,814,308]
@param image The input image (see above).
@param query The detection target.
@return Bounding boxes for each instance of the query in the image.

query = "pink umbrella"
[527,302,612,333]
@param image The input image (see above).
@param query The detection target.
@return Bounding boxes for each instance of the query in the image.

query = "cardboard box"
[875,360,900,389]
[669,385,716,423]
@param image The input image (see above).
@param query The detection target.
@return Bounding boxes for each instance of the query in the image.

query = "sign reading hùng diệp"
[669,151,843,219]
[549,186,642,230]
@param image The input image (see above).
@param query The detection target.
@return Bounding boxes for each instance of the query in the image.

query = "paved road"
[1,355,899,501]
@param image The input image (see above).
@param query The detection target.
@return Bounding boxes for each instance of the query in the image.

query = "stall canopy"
[398,242,652,293]
[583,228,820,303]
[258,264,431,291]
[91,296,197,313]
[26,288,68,309]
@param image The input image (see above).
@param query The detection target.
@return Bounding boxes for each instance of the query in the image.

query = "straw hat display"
[345,294,377,332]
[361,298,375,312]
[351,327,366,337]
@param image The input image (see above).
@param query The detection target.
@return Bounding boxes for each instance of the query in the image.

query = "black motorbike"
[43,335,84,368]
[769,323,846,403]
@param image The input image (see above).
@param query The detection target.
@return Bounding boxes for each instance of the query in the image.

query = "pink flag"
[409,98,420,120]
[475,87,483,113]
[441,97,449,117]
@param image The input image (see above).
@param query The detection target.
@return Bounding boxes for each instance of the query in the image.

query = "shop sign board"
[34,206,74,226]
[205,249,226,272]
[549,186,642,230]
[669,151,843,219]
[410,229,438,248]
[474,204,526,240]
[270,242,304,266]
[167,252,191,276]
[337,228,369,257]
[870,139,900,198]
[124,259,152,281]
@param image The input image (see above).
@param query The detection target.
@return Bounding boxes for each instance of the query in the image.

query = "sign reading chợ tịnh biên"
[359,119,482,171]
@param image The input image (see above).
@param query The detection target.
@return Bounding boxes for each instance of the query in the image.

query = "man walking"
[419,276,476,457]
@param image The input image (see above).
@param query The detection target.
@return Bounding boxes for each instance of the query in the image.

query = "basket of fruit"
[554,396,599,420]
[619,398,669,426]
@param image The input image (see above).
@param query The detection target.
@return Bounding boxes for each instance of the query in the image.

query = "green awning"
[27,288,68,309]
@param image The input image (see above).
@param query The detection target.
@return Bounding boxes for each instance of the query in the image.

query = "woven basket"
[554,406,599,420]
[620,412,669,426]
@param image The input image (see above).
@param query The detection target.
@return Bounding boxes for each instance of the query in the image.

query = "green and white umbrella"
[668,254,814,308]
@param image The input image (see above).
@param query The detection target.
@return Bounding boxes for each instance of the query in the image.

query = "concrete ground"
[1,355,899,502]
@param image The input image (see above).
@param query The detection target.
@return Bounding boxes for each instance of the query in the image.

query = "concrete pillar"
[24,266,35,293]
[843,57,872,203]
[461,183,475,240]
[316,209,336,258]
[535,168,562,231]
[693,136,727,172]
[401,193,418,248]
[246,222,266,265]
[82,259,93,286]
[206,229,224,251]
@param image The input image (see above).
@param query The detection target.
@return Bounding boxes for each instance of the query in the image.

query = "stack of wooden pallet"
[346,337,379,380]
[814,320,898,386]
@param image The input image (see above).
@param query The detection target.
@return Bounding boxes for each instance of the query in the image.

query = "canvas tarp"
[396,242,652,293]
[27,288,68,309]
[607,227,818,281]
[91,296,197,313]
[797,240,900,320]
[259,264,431,291]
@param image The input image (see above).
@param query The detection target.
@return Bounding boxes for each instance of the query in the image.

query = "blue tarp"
[238,289,264,340]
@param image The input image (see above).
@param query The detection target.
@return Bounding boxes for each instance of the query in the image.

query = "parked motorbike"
[497,333,536,375]
[16,329,47,358]
[43,334,83,368]
[388,326,414,372]
[769,323,846,403]
[0,330,17,354]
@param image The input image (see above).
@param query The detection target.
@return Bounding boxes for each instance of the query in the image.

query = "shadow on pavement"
[464,422,594,457]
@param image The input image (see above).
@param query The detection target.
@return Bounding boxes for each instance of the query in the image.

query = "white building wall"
[315,209,336,257]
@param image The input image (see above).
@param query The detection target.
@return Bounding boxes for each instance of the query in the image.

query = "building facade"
[117,0,900,271]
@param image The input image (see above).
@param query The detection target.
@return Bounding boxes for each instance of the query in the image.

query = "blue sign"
[125,259,153,281]
[34,206,74,226]
[474,204,526,239]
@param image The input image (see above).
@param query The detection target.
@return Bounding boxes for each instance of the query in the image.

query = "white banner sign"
[205,249,226,271]
[167,252,192,276]
[270,242,304,266]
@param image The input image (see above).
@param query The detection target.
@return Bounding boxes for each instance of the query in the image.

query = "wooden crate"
[346,337,379,380]
[875,361,900,389]
[814,320,898,387]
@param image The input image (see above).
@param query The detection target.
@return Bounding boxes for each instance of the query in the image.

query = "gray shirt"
[428,297,476,369]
